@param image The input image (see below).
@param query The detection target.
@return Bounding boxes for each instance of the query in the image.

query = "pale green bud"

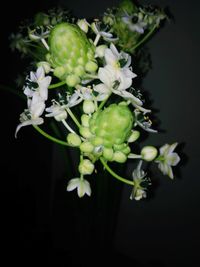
[79,127,94,139]
[83,100,95,114]
[66,74,80,87]
[103,147,114,161]
[91,136,103,146]
[113,151,127,163]
[79,159,94,175]
[77,19,89,33]
[55,110,67,121]
[67,133,82,147]
[85,61,98,73]
[37,61,51,74]
[81,114,90,127]
[80,141,94,153]
[128,130,140,143]
[95,45,107,58]
[54,66,66,79]
[141,146,158,161]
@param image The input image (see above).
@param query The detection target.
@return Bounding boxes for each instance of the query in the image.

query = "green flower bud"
[91,136,104,146]
[79,159,94,175]
[81,114,90,127]
[85,61,98,73]
[77,19,89,33]
[55,110,67,121]
[67,133,82,147]
[128,130,140,143]
[95,45,107,58]
[141,146,158,161]
[113,151,127,163]
[103,147,114,161]
[37,61,51,74]
[66,74,80,87]
[79,127,94,139]
[83,100,95,114]
[80,141,94,153]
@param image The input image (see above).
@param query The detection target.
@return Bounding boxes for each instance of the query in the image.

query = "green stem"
[100,157,134,186]
[33,125,73,147]
[48,81,66,89]
[66,107,81,128]
[132,25,157,51]
[98,93,111,110]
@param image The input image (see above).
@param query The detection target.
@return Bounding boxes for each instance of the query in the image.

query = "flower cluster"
[12,0,180,200]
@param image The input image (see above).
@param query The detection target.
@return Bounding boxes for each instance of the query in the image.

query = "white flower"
[45,100,67,121]
[24,66,51,101]
[91,22,118,42]
[130,161,148,201]
[15,92,45,137]
[155,143,180,179]
[77,19,90,33]
[122,14,147,34]
[67,86,94,107]
[67,178,91,198]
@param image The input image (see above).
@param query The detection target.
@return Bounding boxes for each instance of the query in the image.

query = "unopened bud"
[113,151,127,163]
[141,146,157,161]
[67,133,81,147]
[85,61,98,73]
[79,159,94,175]
[128,130,140,143]
[81,114,90,127]
[80,141,94,153]
[95,45,107,58]
[103,147,114,161]
[83,100,95,114]
[55,110,67,121]
[79,126,94,139]
[37,61,51,74]
[77,19,89,33]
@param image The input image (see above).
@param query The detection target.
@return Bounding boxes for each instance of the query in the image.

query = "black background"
[1,0,200,266]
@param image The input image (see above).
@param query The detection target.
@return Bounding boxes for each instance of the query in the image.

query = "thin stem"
[49,81,66,89]
[98,93,111,110]
[41,38,49,50]
[33,125,73,147]
[132,25,157,51]
[62,119,76,133]
[128,153,142,159]
[94,33,101,46]
[100,157,134,186]
[66,107,81,128]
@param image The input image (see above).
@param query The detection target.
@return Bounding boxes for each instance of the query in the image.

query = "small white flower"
[77,19,90,33]
[45,100,67,121]
[130,161,148,201]
[122,14,147,34]
[91,22,118,42]
[67,178,91,198]
[24,66,51,101]
[67,86,93,107]
[155,143,180,179]
[15,92,45,137]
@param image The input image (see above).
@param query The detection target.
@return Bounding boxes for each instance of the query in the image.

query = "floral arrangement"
[11,0,180,200]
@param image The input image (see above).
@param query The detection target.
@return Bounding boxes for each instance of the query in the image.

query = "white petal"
[98,67,114,88]
[94,83,110,94]
[67,178,80,192]
[167,153,180,166]
[15,118,43,138]
[110,43,119,58]
[159,144,169,156]
[83,180,91,196]
[104,48,117,66]
[167,166,174,179]
[36,66,45,80]
[168,142,178,154]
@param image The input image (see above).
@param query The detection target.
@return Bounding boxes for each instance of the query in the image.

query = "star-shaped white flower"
[45,100,67,121]
[15,92,45,137]
[155,143,180,179]
[24,66,51,101]
[67,178,91,198]
[130,160,148,201]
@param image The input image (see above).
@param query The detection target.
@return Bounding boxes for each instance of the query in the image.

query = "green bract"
[90,103,134,147]
[47,22,97,87]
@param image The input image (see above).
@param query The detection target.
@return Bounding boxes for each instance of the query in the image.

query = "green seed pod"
[79,159,94,175]
[48,22,96,87]
[89,104,134,148]
[67,133,82,147]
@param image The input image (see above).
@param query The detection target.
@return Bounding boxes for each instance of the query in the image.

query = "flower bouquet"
[10,0,180,201]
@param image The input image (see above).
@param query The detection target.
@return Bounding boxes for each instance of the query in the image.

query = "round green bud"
[121,145,131,155]
[79,159,94,175]
[81,114,90,127]
[113,151,127,163]
[91,136,104,146]
[103,147,114,161]
[95,45,107,58]
[54,110,67,121]
[141,146,158,161]
[128,130,140,143]
[79,127,94,139]
[66,74,80,87]
[67,133,81,147]
[54,66,66,79]
[37,61,51,74]
[80,141,94,153]
[74,66,85,77]
[85,61,98,73]
[77,19,89,33]
[83,100,95,114]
